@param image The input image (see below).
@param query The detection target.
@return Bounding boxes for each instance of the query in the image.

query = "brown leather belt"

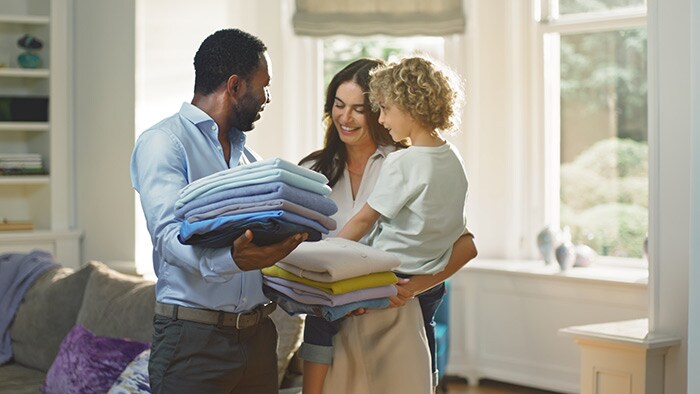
[155,302,276,329]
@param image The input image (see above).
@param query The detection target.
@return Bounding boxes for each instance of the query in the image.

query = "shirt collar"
[374,144,397,158]
[179,102,212,126]
[179,102,246,145]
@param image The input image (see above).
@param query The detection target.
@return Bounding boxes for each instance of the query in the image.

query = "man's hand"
[231,230,308,271]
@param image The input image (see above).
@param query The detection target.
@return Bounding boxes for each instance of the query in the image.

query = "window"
[538,1,647,259]
[323,36,445,89]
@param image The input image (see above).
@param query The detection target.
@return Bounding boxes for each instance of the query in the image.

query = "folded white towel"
[277,237,400,282]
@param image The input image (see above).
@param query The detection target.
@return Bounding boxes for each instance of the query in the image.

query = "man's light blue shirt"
[130,102,267,313]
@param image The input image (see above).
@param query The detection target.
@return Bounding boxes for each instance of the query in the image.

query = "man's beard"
[234,93,261,132]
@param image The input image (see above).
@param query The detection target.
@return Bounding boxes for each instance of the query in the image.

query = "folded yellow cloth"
[262,265,397,295]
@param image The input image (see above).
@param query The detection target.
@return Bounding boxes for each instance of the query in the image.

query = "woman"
[299,58,477,393]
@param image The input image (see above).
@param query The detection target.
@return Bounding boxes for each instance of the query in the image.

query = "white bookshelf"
[0,0,80,267]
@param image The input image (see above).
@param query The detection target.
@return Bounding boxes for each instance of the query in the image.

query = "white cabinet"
[446,259,648,393]
[560,319,680,394]
[0,0,80,267]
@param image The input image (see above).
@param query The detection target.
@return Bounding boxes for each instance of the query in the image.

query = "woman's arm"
[337,203,381,241]
[397,233,478,297]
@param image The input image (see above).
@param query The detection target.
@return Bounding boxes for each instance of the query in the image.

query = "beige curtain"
[293,0,466,37]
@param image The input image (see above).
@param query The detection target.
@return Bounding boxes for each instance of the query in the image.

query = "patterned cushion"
[42,324,149,394]
[108,349,151,394]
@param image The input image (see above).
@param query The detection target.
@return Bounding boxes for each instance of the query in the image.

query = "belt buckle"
[235,313,243,329]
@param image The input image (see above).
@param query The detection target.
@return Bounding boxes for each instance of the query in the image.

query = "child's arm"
[336,203,380,241]
[397,233,478,297]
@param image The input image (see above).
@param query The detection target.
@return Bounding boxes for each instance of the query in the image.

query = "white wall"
[689,0,700,390]
[74,0,135,264]
[648,0,694,392]
[458,0,539,259]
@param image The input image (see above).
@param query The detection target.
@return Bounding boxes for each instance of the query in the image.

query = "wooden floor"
[443,378,563,394]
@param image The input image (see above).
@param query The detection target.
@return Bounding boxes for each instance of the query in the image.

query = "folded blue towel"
[181,157,329,196]
[263,285,390,322]
[174,181,338,219]
[185,198,337,231]
[180,210,329,240]
[178,211,324,248]
[176,168,332,209]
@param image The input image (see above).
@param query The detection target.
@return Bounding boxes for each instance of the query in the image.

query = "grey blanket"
[0,250,59,364]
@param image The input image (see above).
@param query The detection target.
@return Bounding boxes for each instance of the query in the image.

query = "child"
[300,56,469,393]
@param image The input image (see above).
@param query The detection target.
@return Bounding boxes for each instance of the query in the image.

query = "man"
[131,29,307,394]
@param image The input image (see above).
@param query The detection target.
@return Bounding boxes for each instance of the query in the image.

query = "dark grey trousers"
[148,314,278,394]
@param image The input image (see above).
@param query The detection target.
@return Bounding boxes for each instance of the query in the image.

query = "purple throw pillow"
[42,324,150,394]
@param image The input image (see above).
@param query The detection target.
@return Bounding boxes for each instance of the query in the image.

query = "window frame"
[535,0,648,262]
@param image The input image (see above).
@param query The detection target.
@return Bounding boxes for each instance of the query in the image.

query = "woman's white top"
[324,144,394,240]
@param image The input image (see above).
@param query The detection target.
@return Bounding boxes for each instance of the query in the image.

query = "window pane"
[558,0,646,15]
[323,37,444,89]
[559,28,647,258]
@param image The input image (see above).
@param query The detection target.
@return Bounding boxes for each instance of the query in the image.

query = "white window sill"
[461,258,648,286]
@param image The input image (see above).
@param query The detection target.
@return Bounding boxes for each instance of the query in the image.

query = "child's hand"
[344,308,367,317]
[388,278,414,307]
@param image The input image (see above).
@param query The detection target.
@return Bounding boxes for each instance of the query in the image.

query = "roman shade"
[293,0,466,37]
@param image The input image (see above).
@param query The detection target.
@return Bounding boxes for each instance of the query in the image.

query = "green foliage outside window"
[559,26,648,259]
[561,138,648,257]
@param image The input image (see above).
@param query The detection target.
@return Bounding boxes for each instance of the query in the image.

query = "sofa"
[0,260,305,393]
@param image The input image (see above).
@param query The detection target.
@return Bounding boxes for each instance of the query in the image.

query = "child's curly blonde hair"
[368,56,464,136]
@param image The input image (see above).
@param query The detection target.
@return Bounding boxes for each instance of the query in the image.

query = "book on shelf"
[0,168,47,176]
[0,153,44,173]
[0,219,33,231]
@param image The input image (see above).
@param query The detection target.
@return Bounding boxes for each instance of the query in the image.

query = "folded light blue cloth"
[181,157,329,196]
[185,198,337,231]
[176,168,332,209]
[263,285,390,322]
[179,210,326,248]
[180,210,329,239]
[174,182,338,219]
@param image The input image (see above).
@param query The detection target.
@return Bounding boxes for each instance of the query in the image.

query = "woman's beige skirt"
[323,298,432,394]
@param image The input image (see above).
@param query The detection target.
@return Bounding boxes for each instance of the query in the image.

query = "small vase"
[555,241,576,272]
[573,244,597,267]
[18,51,41,69]
[537,226,561,265]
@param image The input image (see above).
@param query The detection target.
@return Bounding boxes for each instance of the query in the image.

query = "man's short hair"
[193,29,267,95]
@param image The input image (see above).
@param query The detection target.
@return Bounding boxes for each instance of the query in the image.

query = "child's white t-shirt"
[367,141,468,275]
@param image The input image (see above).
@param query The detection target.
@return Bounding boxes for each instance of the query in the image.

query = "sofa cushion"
[10,262,97,372]
[0,362,47,393]
[75,261,156,343]
[43,324,149,394]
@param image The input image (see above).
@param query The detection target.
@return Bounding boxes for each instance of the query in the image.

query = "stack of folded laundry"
[262,238,400,321]
[174,158,338,248]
